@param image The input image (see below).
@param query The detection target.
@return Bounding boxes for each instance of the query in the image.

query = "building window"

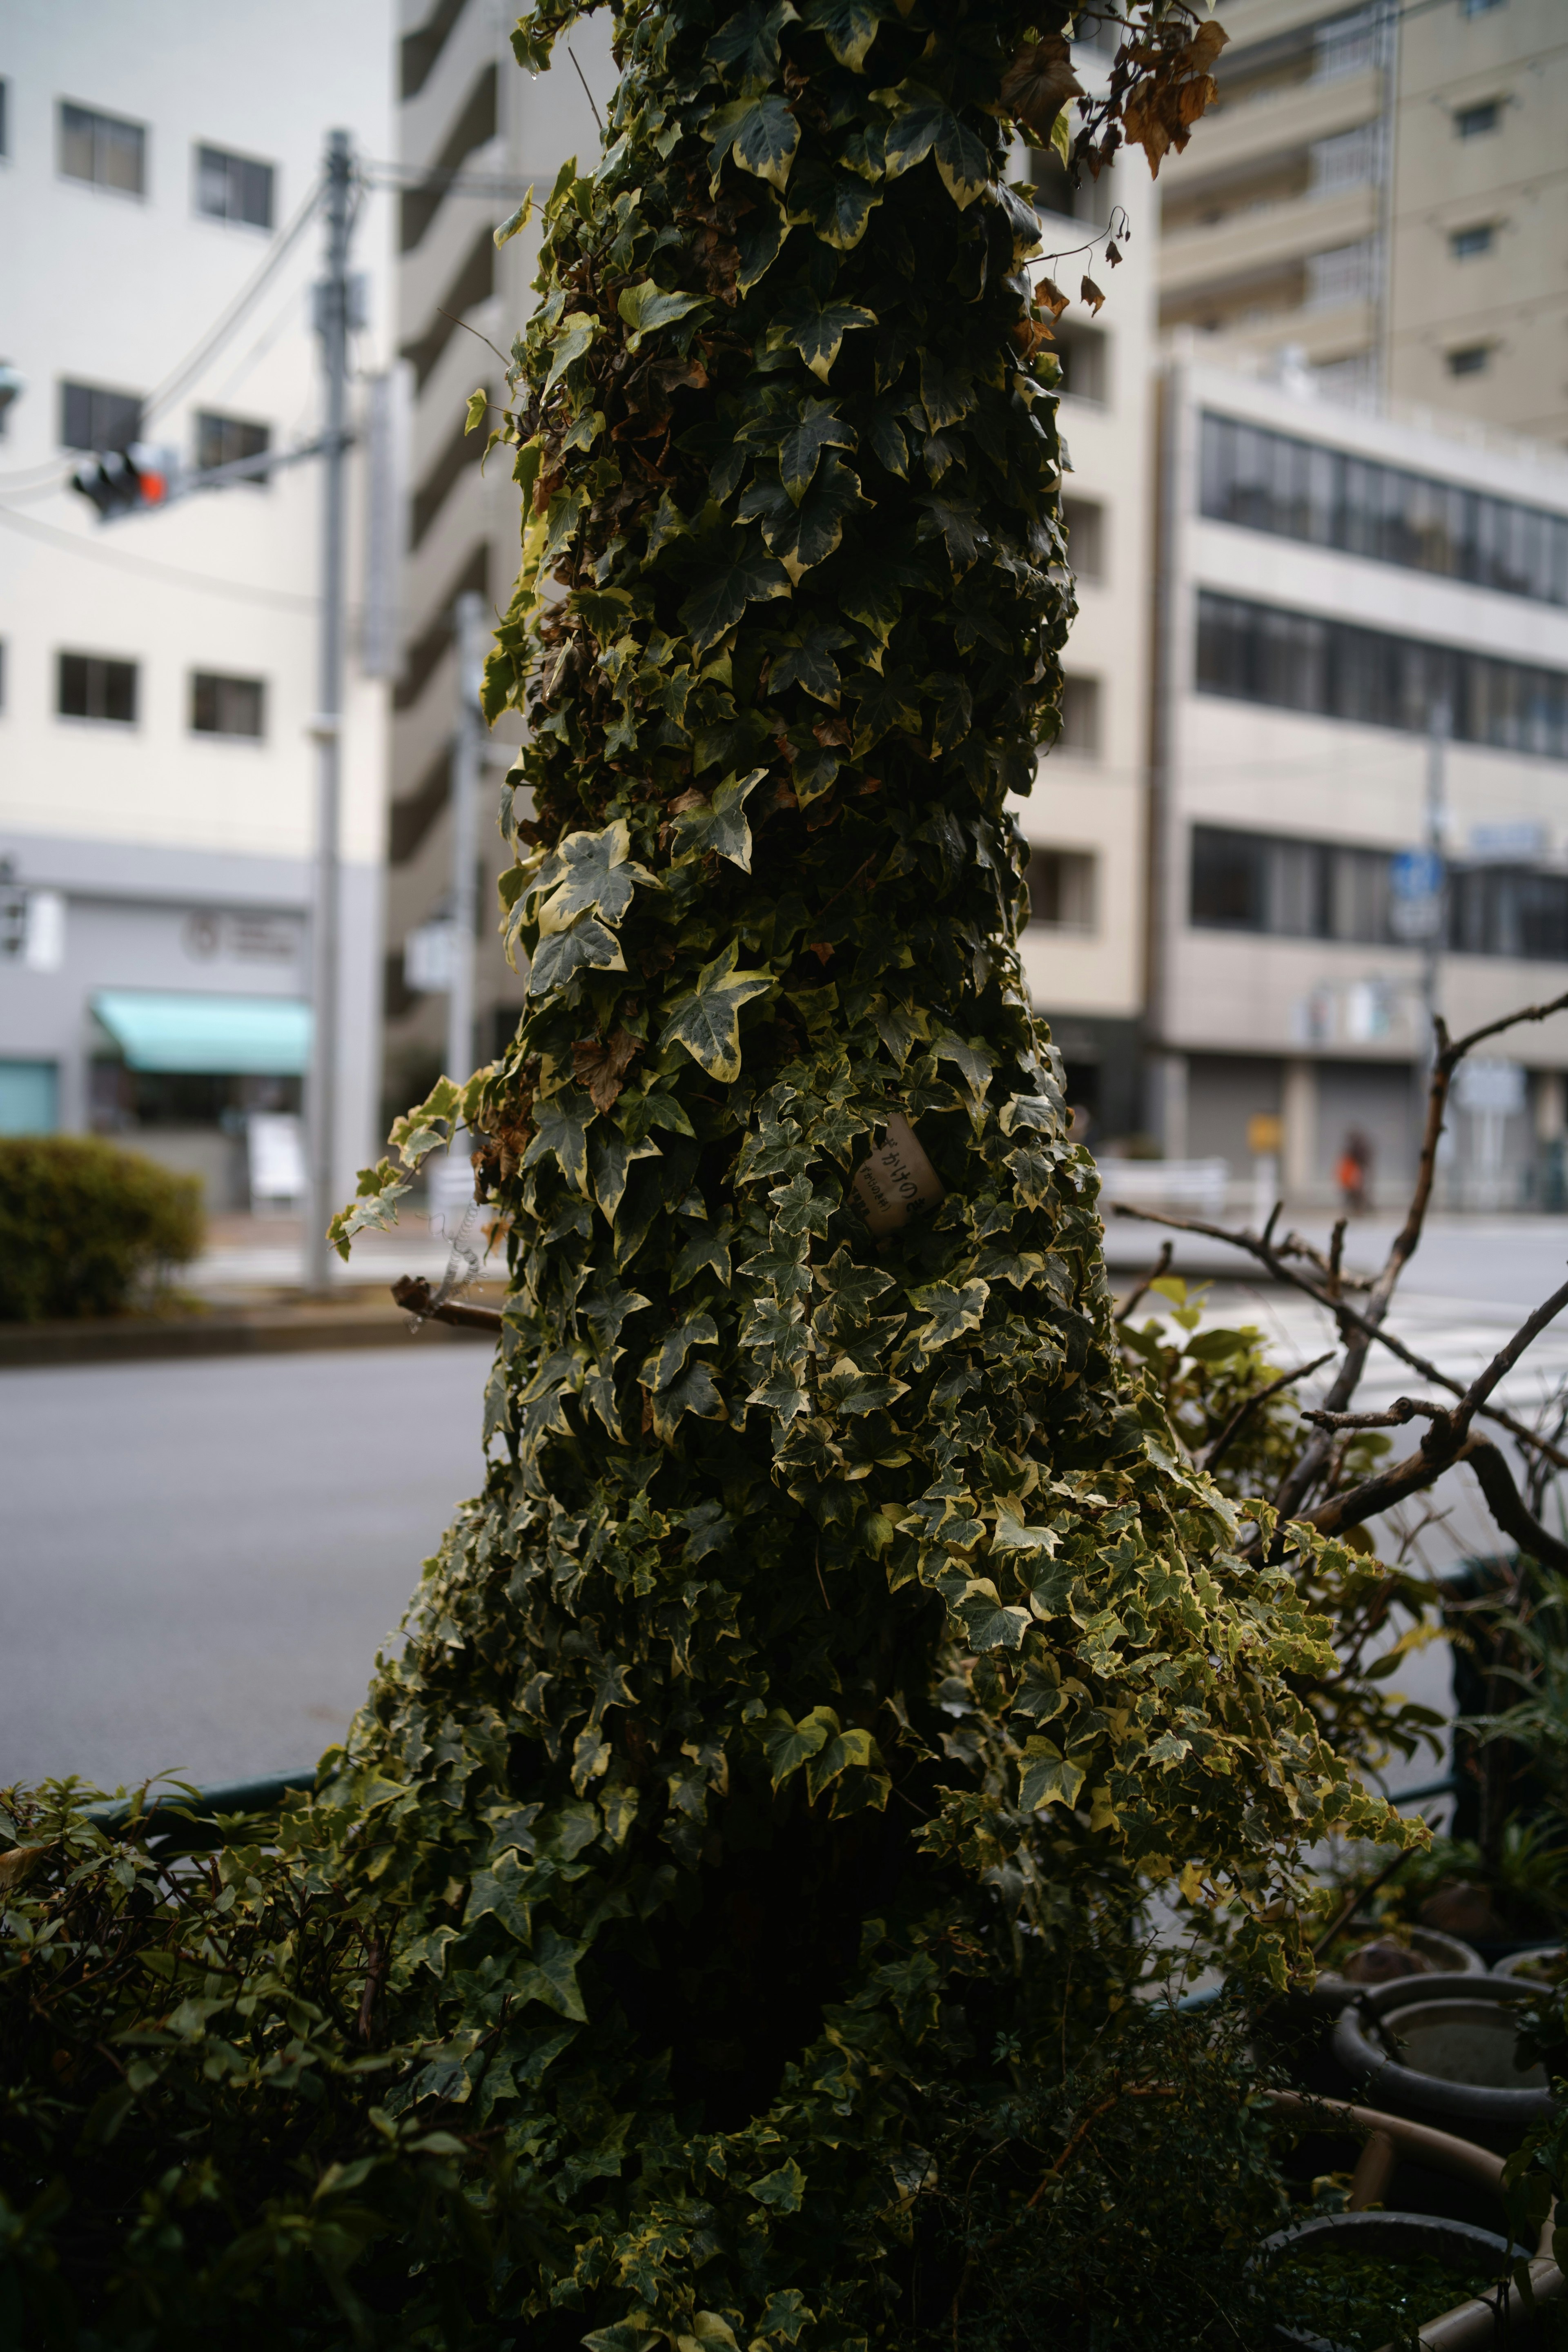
[1455,100,1501,136]
[1198,411,1568,606]
[60,379,144,453]
[1448,343,1490,376]
[1057,675,1102,756]
[58,652,138,724]
[1063,497,1105,583]
[59,101,145,195]
[1190,826,1392,943]
[1027,848,1097,931]
[0,79,9,158]
[1054,321,1107,404]
[1450,867,1568,960]
[194,144,275,229]
[1196,591,1568,759]
[195,410,271,482]
[1306,239,1376,309]
[191,673,265,738]
[401,64,498,253]
[1450,223,1494,258]
[1460,0,1506,14]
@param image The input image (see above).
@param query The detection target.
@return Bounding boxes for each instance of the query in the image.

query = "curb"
[0,1302,497,1370]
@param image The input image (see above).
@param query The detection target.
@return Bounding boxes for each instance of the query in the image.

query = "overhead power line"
[143,174,327,426]
[0,502,319,613]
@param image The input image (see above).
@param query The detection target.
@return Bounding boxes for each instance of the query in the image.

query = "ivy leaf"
[742,454,867,573]
[806,1722,887,1804]
[648,1356,726,1441]
[1000,36,1084,142]
[1018,1739,1089,1814]
[672,766,771,871]
[541,311,600,398]
[542,485,589,568]
[492,187,534,246]
[918,353,973,432]
[672,1212,734,1289]
[464,1851,534,1940]
[659,939,775,1082]
[464,386,489,434]
[617,281,709,352]
[527,915,628,998]
[768,290,878,383]
[710,92,801,192]
[958,1581,1031,1652]
[707,0,800,89]
[850,666,920,751]
[802,0,884,72]
[780,399,856,503]
[880,84,990,209]
[746,1361,813,1423]
[736,196,791,293]
[751,2158,807,2212]
[906,1276,989,1352]
[763,1704,836,1786]
[677,531,792,653]
[524,1089,595,1194]
[915,492,986,575]
[991,1508,1060,1559]
[514,1923,590,2021]
[537,820,645,934]
[786,159,881,250]
[768,620,853,704]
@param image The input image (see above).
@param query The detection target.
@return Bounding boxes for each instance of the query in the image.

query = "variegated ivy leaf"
[541,311,600,398]
[706,91,800,194]
[801,0,884,74]
[739,454,868,574]
[671,766,770,871]
[766,290,878,384]
[779,398,856,504]
[535,820,650,935]
[906,1277,990,1353]
[677,529,792,653]
[878,82,991,208]
[959,1581,1031,1652]
[526,915,628,998]
[786,158,881,249]
[1018,1740,1090,1814]
[616,280,709,353]
[762,1703,835,1786]
[706,0,800,87]
[658,939,775,1082]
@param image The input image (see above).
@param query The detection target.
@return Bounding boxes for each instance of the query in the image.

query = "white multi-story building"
[383,0,608,1120]
[1011,53,1160,1149]
[0,5,392,1212]
[1149,359,1568,1208]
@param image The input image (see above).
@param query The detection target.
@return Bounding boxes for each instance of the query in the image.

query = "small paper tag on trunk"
[852,1112,946,1236]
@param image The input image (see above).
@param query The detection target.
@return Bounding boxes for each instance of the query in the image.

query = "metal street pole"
[446,590,486,1086]
[1420,695,1450,1075]
[304,129,354,1293]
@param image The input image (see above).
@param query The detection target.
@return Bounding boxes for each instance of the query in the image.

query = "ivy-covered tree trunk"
[323,1,1394,2340]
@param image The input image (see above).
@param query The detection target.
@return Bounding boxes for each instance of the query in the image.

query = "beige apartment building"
[383,0,609,1119]
[1156,0,1566,439]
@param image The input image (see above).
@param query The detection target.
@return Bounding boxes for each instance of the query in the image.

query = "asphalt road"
[0,1345,493,1797]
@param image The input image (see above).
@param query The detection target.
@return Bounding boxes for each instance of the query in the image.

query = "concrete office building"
[1154,0,1566,437]
[1149,361,1568,1209]
[0,5,393,1209]
[383,0,609,1117]
[1010,56,1160,1147]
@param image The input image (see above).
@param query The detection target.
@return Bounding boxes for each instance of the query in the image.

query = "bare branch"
[1464,1438,1568,1574]
[1110,1202,1568,1473]
[1450,1273,1568,1443]
[392,1275,503,1334]
[1303,1398,1450,1434]
[1114,1240,1173,1323]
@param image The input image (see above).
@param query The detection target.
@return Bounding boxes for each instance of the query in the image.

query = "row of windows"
[1191,824,1568,962]
[1196,592,1568,761]
[46,654,266,737]
[54,380,270,472]
[1200,412,1568,608]
[40,97,277,225]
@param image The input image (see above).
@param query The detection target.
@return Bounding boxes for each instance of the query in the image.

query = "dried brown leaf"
[1080,274,1106,315]
[1037,277,1071,321]
[1001,36,1085,140]
[572,1028,644,1115]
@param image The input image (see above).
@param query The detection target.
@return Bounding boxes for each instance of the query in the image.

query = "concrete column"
[1149,1051,1188,1161]
[1283,1058,1316,1204]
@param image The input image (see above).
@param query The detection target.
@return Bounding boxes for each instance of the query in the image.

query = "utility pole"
[1419,696,1450,1075]
[446,590,487,1086]
[304,129,354,1293]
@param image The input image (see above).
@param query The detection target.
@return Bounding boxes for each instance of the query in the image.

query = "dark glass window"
[195,144,274,228]
[59,653,137,723]
[1448,345,1490,376]
[191,673,265,737]
[1450,224,1493,258]
[59,102,145,194]
[1455,100,1500,136]
[1027,849,1096,929]
[195,411,271,481]
[1448,869,1568,961]
[60,380,143,452]
[1190,826,1393,944]
[1199,411,1568,606]
[1196,592,1568,758]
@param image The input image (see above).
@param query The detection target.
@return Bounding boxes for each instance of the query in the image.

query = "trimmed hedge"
[0,1136,202,1321]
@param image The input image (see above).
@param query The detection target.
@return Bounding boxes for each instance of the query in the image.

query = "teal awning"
[93,990,312,1076]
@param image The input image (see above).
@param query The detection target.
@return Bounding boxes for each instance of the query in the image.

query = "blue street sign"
[1389,847,1443,941]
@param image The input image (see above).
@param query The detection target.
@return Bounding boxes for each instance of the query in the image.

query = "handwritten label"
[852,1112,946,1236]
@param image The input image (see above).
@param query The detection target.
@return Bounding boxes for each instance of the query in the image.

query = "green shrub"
[0,1136,202,1321]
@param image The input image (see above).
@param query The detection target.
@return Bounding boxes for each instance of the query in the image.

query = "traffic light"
[70,441,173,521]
